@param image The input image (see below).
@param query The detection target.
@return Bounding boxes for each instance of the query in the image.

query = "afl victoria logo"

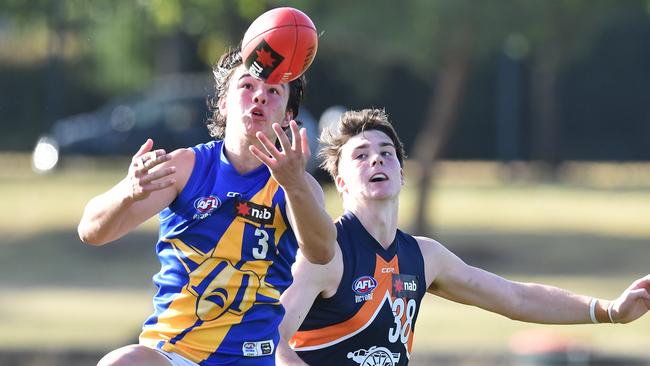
[352,275,377,296]
[194,196,221,213]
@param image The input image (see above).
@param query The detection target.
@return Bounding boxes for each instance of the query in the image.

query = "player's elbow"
[77,222,108,246]
[309,246,335,265]
[302,240,335,265]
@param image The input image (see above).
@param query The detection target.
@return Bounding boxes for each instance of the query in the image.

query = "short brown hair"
[319,108,406,179]
[205,47,306,139]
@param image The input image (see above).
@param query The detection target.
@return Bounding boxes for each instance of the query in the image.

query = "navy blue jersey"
[140,140,298,365]
[290,212,426,366]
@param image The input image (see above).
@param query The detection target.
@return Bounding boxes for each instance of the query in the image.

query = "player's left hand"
[250,120,310,190]
[610,274,650,323]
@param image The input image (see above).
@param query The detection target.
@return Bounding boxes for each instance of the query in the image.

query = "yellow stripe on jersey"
[141,177,289,363]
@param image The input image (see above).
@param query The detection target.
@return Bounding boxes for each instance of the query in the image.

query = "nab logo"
[392,274,419,299]
[244,39,284,81]
[352,275,377,295]
[235,198,275,225]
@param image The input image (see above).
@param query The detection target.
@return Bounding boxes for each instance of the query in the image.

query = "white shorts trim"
[151,347,200,366]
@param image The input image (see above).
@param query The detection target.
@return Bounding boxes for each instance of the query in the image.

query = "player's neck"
[223,138,264,174]
[346,198,399,249]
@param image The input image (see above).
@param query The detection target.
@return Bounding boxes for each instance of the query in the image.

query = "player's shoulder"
[413,235,450,259]
[170,146,195,161]
[165,147,196,192]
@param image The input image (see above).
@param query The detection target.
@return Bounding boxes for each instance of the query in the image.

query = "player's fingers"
[256,131,281,159]
[134,139,153,158]
[142,178,176,192]
[140,166,176,185]
[628,274,650,291]
[143,150,171,169]
[250,145,274,167]
[299,127,311,158]
[273,123,292,154]
[289,120,301,153]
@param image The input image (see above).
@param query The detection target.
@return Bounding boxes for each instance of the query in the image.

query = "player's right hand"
[126,139,176,202]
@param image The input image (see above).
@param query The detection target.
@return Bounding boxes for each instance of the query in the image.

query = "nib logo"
[244,39,284,80]
[234,198,275,225]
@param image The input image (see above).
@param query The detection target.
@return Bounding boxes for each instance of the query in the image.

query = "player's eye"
[269,87,280,95]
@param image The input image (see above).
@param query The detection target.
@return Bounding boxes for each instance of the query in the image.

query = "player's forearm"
[78,178,136,245]
[285,186,335,264]
[276,336,308,366]
[510,282,613,324]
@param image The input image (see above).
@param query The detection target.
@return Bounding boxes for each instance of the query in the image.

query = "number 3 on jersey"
[388,297,416,345]
[253,228,270,259]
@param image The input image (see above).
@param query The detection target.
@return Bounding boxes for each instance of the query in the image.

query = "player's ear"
[335,175,346,194]
[281,110,292,128]
[218,97,227,117]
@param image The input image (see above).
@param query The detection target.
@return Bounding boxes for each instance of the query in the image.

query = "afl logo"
[352,275,377,296]
[194,196,221,213]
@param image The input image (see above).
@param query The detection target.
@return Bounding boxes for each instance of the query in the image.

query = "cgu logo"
[194,196,221,213]
[352,275,377,295]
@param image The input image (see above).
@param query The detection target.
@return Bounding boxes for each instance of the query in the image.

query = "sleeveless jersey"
[290,212,426,366]
[139,140,298,366]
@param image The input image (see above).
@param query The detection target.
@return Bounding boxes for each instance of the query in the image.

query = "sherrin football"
[241,7,318,84]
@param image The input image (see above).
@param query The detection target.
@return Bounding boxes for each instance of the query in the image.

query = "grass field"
[1,154,649,359]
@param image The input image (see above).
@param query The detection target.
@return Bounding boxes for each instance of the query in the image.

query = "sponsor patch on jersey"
[392,274,419,299]
[234,198,274,225]
[193,196,221,220]
[352,275,377,303]
[242,339,275,357]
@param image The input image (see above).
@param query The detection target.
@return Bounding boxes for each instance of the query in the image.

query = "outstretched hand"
[611,274,650,323]
[249,120,310,190]
[125,139,176,202]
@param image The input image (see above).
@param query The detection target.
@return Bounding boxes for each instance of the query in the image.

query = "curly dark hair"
[319,108,406,179]
[205,46,307,140]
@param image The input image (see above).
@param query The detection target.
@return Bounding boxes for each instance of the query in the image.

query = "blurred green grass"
[1,154,649,357]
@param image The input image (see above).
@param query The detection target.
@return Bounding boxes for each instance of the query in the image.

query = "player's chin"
[365,189,398,201]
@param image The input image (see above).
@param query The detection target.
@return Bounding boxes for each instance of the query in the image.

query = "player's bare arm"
[251,120,336,264]
[418,236,650,324]
[78,139,194,245]
[277,245,343,366]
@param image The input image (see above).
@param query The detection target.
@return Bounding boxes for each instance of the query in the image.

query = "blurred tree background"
[1,0,649,159]
[1,1,649,365]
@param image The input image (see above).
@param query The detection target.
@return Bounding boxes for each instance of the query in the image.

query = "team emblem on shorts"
[347,346,401,366]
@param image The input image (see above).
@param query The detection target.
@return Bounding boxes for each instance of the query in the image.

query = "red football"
[241,7,318,84]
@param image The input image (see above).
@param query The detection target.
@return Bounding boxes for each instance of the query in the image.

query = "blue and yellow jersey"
[290,212,426,366]
[139,140,298,365]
